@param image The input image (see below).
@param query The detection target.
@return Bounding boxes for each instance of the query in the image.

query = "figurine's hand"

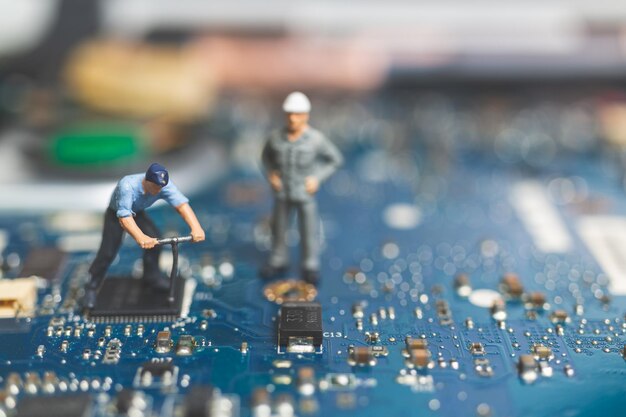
[191,228,205,243]
[305,176,320,194]
[268,171,283,191]
[137,236,158,249]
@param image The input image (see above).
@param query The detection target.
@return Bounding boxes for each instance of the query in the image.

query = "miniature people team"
[85,92,342,307]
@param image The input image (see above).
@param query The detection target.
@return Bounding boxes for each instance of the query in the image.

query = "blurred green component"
[50,124,144,166]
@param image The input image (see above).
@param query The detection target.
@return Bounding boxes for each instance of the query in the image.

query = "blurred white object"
[0,0,57,56]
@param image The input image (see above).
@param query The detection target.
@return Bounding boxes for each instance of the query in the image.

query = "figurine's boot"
[259,263,288,279]
[83,287,98,309]
[82,276,103,310]
[302,269,319,286]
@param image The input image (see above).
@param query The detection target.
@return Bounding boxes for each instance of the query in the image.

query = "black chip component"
[16,394,91,417]
[137,361,177,388]
[116,389,135,414]
[19,247,67,281]
[89,277,186,320]
[278,302,323,349]
[141,361,175,377]
[184,385,215,417]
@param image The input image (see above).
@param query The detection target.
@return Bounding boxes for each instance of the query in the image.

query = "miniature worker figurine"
[260,92,343,284]
[83,163,205,308]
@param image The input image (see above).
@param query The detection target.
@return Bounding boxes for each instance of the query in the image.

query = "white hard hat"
[282,91,311,113]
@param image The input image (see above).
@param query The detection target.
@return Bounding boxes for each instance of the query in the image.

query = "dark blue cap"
[145,162,169,186]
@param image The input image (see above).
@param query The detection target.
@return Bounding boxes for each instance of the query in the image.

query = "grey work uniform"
[261,127,343,271]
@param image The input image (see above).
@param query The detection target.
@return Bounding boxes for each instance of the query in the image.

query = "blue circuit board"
[0,93,625,417]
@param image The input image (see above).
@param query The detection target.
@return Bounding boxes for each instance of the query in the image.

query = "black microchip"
[116,389,135,414]
[278,302,323,347]
[184,386,215,417]
[141,361,175,377]
[16,394,91,417]
[89,277,185,319]
[19,247,66,281]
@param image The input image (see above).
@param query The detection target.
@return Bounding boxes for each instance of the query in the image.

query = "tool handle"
[156,235,193,246]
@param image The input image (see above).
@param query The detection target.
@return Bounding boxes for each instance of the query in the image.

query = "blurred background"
[3,0,626,211]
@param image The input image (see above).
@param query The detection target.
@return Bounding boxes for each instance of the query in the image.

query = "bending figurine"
[84,163,205,309]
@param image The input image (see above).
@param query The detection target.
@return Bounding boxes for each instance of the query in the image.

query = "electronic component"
[251,388,271,417]
[532,344,553,361]
[116,389,147,415]
[474,358,494,377]
[274,394,295,417]
[453,273,472,297]
[348,346,376,366]
[297,367,316,396]
[183,385,239,417]
[409,351,431,369]
[89,278,187,320]
[404,337,432,369]
[364,331,379,343]
[103,339,122,364]
[278,302,322,353]
[136,362,178,388]
[184,385,214,417]
[500,273,524,300]
[550,310,571,324]
[15,394,91,417]
[0,277,37,318]
[524,292,548,310]
[351,302,365,318]
[470,342,486,355]
[517,355,538,383]
[19,247,67,281]
[347,345,388,366]
[176,335,196,356]
[155,331,172,353]
[319,374,357,391]
[436,300,452,325]
[490,298,507,321]
[396,370,435,392]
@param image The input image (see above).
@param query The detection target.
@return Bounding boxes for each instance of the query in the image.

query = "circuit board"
[1,92,626,417]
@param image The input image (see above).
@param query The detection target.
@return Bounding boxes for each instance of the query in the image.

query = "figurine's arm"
[262,138,282,191]
[313,136,343,183]
[175,203,206,242]
[119,216,158,249]
[261,138,276,173]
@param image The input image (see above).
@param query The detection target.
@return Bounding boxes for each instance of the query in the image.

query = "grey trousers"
[268,199,319,271]
[87,208,162,291]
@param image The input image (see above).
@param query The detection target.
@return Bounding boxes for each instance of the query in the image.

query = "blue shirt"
[109,173,189,218]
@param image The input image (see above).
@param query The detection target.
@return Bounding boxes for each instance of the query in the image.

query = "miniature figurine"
[260,92,343,285]
[83,163,205,309]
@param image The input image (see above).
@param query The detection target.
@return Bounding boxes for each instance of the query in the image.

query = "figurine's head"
[283,92,310,133]
[144,162,169,194]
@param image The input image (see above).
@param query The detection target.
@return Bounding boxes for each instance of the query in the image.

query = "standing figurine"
[260,92,343,285]
[83,163,205,309]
